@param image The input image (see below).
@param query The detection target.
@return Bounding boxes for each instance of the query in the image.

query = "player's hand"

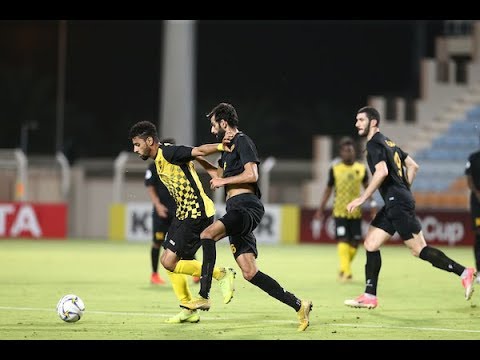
[222,131,235,152]
[155,203,169,218]
[210,177,225,190]
[346,198,364,213]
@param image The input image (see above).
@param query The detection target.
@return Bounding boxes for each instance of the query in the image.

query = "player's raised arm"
[191,132,235,157]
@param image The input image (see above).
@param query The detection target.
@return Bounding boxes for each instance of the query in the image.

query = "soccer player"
[344,106,477,309]
[129,121,236,323]
[145,138,200,286]
[181,102,313,332]
[313,136,376,282]
[465,144,480,283]
[145,139,176,285]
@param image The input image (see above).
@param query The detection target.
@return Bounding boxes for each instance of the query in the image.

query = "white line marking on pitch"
[1,306,479,333]
[0,306,170,318]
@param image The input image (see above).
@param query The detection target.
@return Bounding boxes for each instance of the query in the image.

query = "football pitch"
[0,239,479,340]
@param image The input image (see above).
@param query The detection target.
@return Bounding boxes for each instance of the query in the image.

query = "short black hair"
[207,102,239,127]
[129,121,159,142]
[338,136,354,149]
[338,136,355,146]
[357,106,381,126]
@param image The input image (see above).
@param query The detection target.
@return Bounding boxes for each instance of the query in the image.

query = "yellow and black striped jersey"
[328,159,368,219]
[154,143,215,220]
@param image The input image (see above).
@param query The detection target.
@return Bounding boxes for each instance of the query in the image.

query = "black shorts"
[371,201,422,241]
[163,216,213,260]
[219,193,265,259]
[470,195,480,231]
[334,217,362,242]
[152,212,173,244]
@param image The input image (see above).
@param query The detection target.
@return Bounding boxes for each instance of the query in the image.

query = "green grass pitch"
[0,239,478,340]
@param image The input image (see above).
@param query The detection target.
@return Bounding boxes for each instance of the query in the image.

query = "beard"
[359,121,371,137]
[216,128,226,141]
[140,154,149,161]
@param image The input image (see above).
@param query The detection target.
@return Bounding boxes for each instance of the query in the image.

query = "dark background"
[0,20,445,161]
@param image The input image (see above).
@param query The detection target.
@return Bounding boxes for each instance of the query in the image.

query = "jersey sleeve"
[327,167,334,187]
[162,145,195,165]
[398,147,409,161]
[367,141,386,167]
[238,135,260,166]
[144,163,156,187]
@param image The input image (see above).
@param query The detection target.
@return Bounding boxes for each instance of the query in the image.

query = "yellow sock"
[166,271,191,304]
[174,259,202,276]
[338,242,351,277]
[173,259,224,280]
[348,244,358,262]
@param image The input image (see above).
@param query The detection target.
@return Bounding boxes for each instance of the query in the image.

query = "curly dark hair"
[207,102,239,127]
[129,121,159,141]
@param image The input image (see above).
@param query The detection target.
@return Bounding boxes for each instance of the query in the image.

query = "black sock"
[199,239,216,299]
[249,271,302,311]
[419,245,465,276]
[365,250,381,296]
[151,247,160,273]
[475,234,480,271]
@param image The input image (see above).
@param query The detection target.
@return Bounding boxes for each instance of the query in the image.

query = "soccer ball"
[56,294,85,323]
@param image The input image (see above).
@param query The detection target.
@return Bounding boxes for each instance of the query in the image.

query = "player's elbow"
[378,166,389,179]
[192,148,205,157]
[248,171,259,183]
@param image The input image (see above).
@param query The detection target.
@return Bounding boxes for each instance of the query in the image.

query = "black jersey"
[465,150,480,203]
[218,132,262,199]
[144,162,176,215]
[366,132,413,206]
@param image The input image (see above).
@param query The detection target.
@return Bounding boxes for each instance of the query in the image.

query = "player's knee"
[200,228,215,239]
[243,271,255,281]
[363,241,378,252]
[162,262,176,272]
[160,257,175,272]
[241,268,257,281]
[202,231,225,241]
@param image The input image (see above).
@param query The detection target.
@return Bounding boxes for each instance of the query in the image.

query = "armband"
[217,143,224,151]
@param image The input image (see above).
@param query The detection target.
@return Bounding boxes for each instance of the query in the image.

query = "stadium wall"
[108,202,300,245]
[300,209,474,246]
[108,202,474,247]
[0,202,67,239]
